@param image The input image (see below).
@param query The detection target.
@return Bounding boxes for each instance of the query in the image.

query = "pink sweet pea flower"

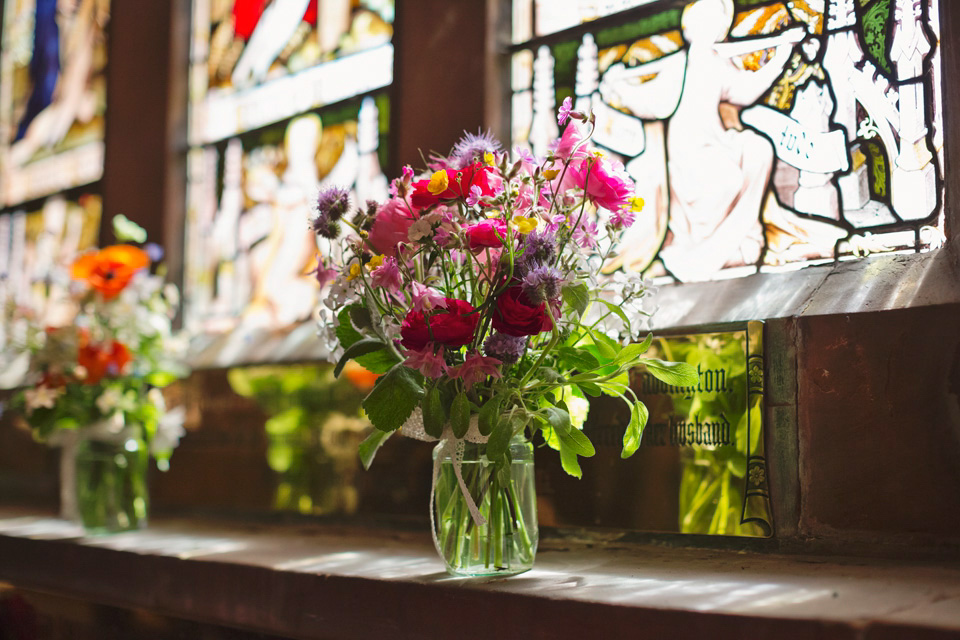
[448,352,502,391]
[370,256,403,291]
[410,281,447,313]
[571,155,634,212]
[557,96,573,126]
[550,120,591,161]
[403,346,447,378]
[369,198,417,255]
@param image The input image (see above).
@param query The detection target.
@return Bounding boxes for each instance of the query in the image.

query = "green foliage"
[362,366,424,432]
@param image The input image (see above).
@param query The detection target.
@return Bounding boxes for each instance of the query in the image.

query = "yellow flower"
[346,262,363,281]
[543,168,560,180]
[427,170,449,195]
[627,196,645,212]
[511,215,538,234]
[366,255,384,271]
[486,209,503,219]
[483,151,496,166]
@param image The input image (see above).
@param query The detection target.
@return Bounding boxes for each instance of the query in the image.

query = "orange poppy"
[342,361,380,392]
[71,245,150,299]
[77,337,132,385]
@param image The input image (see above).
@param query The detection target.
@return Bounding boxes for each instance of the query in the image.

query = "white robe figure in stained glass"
[599,0,846,281]
[245,114,322,327]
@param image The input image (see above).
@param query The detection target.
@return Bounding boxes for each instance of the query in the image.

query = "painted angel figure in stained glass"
[597,0,847,281]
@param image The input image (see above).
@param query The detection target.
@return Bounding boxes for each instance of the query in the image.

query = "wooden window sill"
[0,508,958,638]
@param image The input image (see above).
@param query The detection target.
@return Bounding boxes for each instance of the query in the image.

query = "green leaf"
[621,400,649,458]
[478,395,503,436]
[112,214,147,243]
[559,444,582,478]
[335,307,364,348]
[612,334,654,368]
[588,328,618,361]
[362,366,424,432]
[562,282,590,319]
[450,392,471,438]
[145,370,179,388]
[334,338,387,378]
[349,305,375,333]
[486,414,515,461]
[359,429,393,470]
[577,381,603,397]
[558,346,600,372]
[421,385,446,438]
[543,407,595,457]
[597,371,630,397]
[599,299,631,330]
[643,358,699,387]
[354,350,401,374]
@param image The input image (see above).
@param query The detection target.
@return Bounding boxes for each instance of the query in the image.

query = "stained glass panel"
[0,0,110,206]
[0,192,102,386]
[511,0,944,282]
[183,94,390,339]
[189,0,394,144]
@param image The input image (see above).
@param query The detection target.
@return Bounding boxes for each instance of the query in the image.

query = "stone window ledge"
[0,508,958,639]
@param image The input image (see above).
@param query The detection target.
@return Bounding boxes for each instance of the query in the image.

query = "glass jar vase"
[432,435,538,577]
[75,437,149,534]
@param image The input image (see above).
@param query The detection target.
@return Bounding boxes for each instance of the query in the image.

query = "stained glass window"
[0,192,102,385]
[511,0,944,282]
[185,0,394,350]
[0,0,110,206]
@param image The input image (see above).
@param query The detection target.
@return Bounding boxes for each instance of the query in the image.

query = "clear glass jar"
[75,437,149,534]
[432,435,538,577]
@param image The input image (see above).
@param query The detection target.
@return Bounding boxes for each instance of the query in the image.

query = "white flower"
[151,406,186,455]
[324,276,357,310]
[96,388,123,414]
[24,386,63,413]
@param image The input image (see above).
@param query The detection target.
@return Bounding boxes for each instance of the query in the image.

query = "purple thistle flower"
[312,186,350,238]
[518,229,557,272]
[316,186,350,221]
[521,263,564,304]
[484,333,527,365]
[449,130,501,168]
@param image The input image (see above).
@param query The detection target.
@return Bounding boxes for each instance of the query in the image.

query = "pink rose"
[463,219,508,251]
[571,156,633,212]
[400,298,479,351]
[369,198,416,255]
[492,286,553,337]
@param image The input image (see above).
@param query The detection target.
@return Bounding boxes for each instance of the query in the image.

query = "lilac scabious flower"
[449,130,501,168]
[483,333,527,365]
[521,263,564,304]
[312,186,351,239]
[519,229,557,271]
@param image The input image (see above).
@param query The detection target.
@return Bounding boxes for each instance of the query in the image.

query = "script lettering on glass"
[536,321,771,537]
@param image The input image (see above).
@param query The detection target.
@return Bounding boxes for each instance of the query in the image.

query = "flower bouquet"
[314,99,697,576]
[5,216,188,533]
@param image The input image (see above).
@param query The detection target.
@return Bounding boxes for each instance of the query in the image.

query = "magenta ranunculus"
[492,286,553,337]
[571,156,634,212]
[463,219,508,251]
[368,198,416,255]
[410,162,502,209]
[400,298,479,351]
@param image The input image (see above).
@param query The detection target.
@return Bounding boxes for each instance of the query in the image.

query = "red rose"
[410,163,501,208]
[400,298,479,350]
[492,286,553,337]
[463,219,507,251]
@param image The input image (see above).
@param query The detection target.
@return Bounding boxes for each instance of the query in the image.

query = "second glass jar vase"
[432,435,538,577]
[75,436,149,534]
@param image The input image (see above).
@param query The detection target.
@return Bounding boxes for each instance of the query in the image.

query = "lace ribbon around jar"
[400,408,490,545]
